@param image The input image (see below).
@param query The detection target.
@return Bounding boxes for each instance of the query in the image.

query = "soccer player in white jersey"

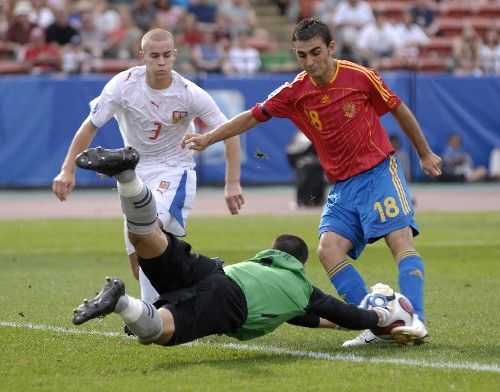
[53,29,244,303]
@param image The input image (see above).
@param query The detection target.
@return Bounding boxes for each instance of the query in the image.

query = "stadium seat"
[439,4,478,18]
[368,1,409,20]
[478,3,500,18]
[437,16,495,37]
[439,2,500,18]
[415,57,451,73]
[377,57,409,71]
[377,56,451,73]
[420,36,455,57]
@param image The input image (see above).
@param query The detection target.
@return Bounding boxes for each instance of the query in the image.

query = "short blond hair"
[141,29,174,51]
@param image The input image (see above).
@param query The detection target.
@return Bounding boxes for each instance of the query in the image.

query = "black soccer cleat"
[75,146,140,177]
[72,277,125,325]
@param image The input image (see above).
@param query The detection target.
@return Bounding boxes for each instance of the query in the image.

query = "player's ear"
[328,41,336,56]
[139,50,145,61]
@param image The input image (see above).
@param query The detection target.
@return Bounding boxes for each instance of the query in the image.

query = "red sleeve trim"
[251,103,271,122]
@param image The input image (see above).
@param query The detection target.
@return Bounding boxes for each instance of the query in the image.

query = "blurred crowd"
[284,0,500,75]
[0,0,499,75]
[0,0,293,75]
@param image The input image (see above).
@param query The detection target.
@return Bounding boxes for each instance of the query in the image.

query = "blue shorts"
[319,155,418,259]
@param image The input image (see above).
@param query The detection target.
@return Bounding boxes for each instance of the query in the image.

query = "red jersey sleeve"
[365,68,401,116]
[251,79,300,122]
[251,103,271,122]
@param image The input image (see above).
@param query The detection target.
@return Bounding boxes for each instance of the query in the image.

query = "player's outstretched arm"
[181,110,260,151]
[391,103,442,178]
[53,119,97,201]
[223,135,245,215]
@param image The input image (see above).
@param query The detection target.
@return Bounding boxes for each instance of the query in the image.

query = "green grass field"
[1,213,499,391]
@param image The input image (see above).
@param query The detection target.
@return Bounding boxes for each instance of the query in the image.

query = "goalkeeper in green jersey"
[71,147,407,346]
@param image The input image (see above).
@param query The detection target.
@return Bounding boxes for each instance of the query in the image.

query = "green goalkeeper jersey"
[223,249,313,341]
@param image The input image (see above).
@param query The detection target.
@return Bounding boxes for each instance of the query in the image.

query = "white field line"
[1,321,499,373]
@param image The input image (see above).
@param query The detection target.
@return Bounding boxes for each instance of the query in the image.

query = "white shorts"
[123,165,197,255]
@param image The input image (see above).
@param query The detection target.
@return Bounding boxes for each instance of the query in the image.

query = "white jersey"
[89,66,228,168]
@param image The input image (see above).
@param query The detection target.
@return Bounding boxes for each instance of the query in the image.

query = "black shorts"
[138,233,247,346]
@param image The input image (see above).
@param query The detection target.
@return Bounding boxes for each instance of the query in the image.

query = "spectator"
[175,12,201,47]
[131,0,156,32]
[297,0,323,22]
[187,0,218,26]
[489,148,500,181]
[94,2,122,36]
[29,0,55,29]
[4,0,37,58]
[78,10,107,60]
[104,7,142,59]
[218,0,257,38]
[479,28,500,75]
[61,34,92,73]
[171,0,189,9]
[173,38,196,75]
[212,13,232,50]
[389,133,412,182]
[153,0,185,32]
[45,7,79,46]
[274,0,290,16]
[452,22,481,76]
[314,0,339,26]
[18,26,61,74]
[408,0,439,37]
[260,35,299,73]
[440,132,487,182]
[223,31,261,75]
[356,8,399,68]
[332,0,374,62]
[394,9,429,59]
[191,28,226,74]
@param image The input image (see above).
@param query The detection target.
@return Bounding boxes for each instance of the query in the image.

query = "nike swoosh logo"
[364,337,377,343]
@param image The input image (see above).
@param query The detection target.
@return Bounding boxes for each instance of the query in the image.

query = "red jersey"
[251,60,400,182]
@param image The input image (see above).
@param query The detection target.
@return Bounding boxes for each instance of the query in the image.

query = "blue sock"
[398,254,425,323]
[329,261,368,305]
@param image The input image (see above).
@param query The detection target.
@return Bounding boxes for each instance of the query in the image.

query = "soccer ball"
[360,284,415,340]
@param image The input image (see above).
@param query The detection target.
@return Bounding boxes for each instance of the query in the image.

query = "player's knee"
[128,226,167,258]
[317,238,348,265]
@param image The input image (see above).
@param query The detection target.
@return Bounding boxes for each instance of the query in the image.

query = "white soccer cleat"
[391,314,430,345]
[342,329,394,347]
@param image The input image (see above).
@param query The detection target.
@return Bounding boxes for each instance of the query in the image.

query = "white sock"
[115,294,144,323]
[117,176,143,198]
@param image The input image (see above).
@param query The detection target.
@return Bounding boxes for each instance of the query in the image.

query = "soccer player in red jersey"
[182,18,442,346]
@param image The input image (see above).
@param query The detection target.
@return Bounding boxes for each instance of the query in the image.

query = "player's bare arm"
[181,111,259,151]
[52,119,98,201]
[223,135,245,215]
[391,103,442,178]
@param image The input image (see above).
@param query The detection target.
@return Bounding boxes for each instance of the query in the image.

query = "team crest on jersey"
[156,181,170,196]
[321,95,330,104]
[159,181,170,189]
[172,111,188,123]
[343,102,356,118]
[387,96,399,109]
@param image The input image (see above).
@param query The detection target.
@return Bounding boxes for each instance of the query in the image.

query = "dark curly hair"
[292,17,332,46]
